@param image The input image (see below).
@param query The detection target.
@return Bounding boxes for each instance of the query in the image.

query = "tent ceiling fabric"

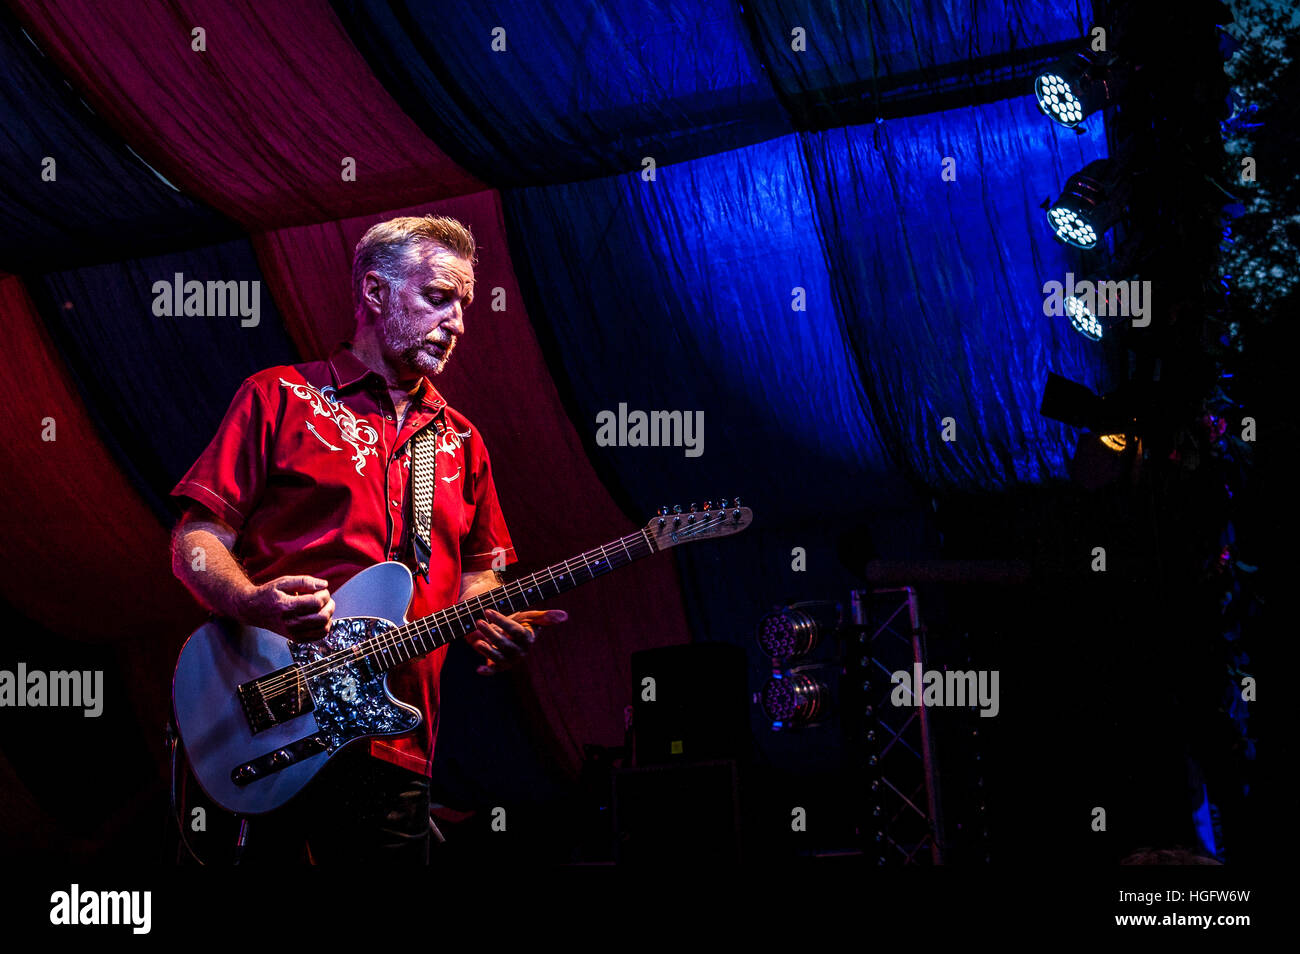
[0,274,202,640]
[0,10,236,271]
[746,0,1091,97]
[35,239,300,523]
[331,0,1089,185]
[330,0,792,186]
[802,96,1112,489]
[502,95,1107,520]
[8,0,484,229]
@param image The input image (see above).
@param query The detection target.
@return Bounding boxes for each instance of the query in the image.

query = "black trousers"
[234,745,431,865]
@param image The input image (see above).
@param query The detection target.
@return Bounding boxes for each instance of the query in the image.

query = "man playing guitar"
[170,215,568,863]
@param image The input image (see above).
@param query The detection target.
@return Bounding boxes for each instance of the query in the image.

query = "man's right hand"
[240,575,335,640]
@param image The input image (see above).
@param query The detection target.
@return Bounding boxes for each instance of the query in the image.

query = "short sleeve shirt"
[171,341,517,776]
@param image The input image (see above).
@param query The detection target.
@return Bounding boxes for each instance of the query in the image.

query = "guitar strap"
[409,418,439,584]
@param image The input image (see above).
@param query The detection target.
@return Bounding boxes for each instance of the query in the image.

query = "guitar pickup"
[231,734,331,785]
[237,665,315,734]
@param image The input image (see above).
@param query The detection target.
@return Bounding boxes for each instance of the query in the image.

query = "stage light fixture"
[758,669,830,729]
[1062,271,1139,341]
[1046,159,1131,250]
[755,601,841,660]
[1040,373,1142,438]
[1099,433,1128,452]
[1065,292,1105,340]
[1033,51,1129,128]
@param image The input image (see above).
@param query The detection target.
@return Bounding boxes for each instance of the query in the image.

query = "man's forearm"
[172,529,255,619]
[458,568,502,601]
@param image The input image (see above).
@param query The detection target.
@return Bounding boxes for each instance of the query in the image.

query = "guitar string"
[254,514,738,697]
[253,513,737,695]
[253,533,648,695]
[254,532,648,693]
[254,519,689,693]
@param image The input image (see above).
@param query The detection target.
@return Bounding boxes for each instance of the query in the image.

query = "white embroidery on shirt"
[433,421,468,485]
[280,377,379,475]
[306,421,341,451]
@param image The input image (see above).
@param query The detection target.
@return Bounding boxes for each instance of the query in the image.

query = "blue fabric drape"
[36,240,299,522]
[505,131,899,530]
[744,0,1091,102]
[505,97,1108,517]
[0,10,235,272]
[330,0,790,186]
[331,0,1091,186]
[803,95,1111,489]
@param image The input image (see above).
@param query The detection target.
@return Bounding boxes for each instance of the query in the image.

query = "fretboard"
[359,527,658,673]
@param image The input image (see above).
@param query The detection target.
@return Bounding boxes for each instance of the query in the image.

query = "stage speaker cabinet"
[613,759,741,863]
[630,643,749,766]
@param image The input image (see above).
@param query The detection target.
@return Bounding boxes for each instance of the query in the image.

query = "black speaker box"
[630,643,749,766]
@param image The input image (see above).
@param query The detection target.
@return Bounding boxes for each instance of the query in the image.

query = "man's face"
[378,242,474,380]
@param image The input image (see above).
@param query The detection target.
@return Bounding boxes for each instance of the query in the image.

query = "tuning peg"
[733,496,741,507]
[703,500,713,511]
[689,503,697,512]
[719,498,729,509]
[672,504,682,526]
[672,504,682,514]
[658,506,669,516]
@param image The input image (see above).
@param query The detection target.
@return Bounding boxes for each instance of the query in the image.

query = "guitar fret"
[349,510,747,677]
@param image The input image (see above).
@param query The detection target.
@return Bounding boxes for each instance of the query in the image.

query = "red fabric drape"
[0,275,201,640]
[9,0,484,229]
[252,193,694,773]
[0,275,205,764]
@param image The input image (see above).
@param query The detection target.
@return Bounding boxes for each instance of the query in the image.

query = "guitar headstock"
[643,498,753,550]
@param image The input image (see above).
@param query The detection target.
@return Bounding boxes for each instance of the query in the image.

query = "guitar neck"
[362,527,659,674]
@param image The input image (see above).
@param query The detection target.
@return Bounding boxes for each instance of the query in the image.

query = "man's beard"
[383,297,456,378]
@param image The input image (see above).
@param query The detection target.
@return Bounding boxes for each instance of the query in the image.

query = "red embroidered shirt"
[171,341,517,776]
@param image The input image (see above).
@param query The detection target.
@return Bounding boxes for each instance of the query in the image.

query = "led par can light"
[1033,51,1129,128]
[1047,159,1131,250]
[759,669,831,728]
[1063,271,1141,341]
[755,601,842,659]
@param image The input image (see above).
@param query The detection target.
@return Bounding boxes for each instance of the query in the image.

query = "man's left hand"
[470,608,568,675]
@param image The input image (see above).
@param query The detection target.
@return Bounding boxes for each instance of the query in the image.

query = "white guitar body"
[173,562,419,815]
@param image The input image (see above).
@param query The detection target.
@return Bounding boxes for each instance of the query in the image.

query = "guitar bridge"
[237,665,315,734]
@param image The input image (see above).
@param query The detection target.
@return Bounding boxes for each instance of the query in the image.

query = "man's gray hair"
[351,214,476,306]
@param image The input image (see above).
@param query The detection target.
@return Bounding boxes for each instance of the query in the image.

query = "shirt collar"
[326,341,447,413]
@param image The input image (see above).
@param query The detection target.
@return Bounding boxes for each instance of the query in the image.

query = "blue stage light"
[1065,294,1105,340]
[1033,51,1129,128]
[1047,159,1129,249]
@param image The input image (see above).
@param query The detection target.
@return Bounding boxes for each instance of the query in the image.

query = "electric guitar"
[172,502,752,815]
